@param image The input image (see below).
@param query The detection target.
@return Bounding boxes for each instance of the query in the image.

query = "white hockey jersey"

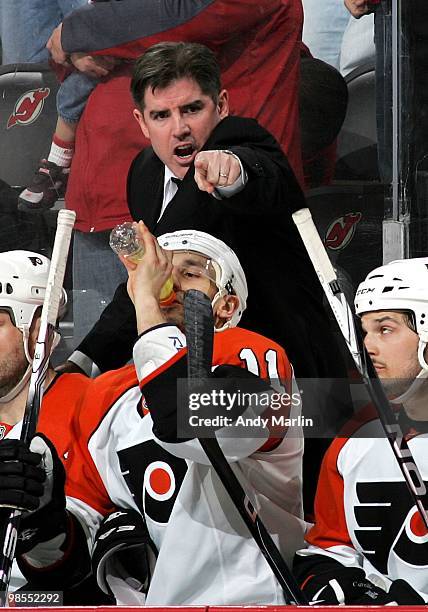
[297,406,428,600]
[65,324,307,605]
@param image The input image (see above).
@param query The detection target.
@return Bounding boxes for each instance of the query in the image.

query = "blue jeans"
[0,0,86,65]
[72,230,128,348]
[302,0,351,69]
[57,71,98,123]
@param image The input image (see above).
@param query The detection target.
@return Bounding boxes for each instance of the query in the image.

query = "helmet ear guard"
[0,250,66,330]
[0,250,66,403]
[157,230,248,330]
[355,257,428,402]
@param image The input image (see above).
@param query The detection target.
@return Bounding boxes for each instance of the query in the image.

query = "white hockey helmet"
[0,250,66,360]
[157,230,248,330]
[355,257,428,401]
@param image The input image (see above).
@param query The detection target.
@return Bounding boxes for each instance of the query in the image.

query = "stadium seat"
[335,61,378,180]
[0,63,59,187]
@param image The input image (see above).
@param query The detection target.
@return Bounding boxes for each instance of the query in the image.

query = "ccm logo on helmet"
[7,88,50,129]
[356,288,375,295]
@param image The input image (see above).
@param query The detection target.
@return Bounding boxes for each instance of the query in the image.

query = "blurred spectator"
[18,59,119,215]
[0,0,86,65]
[302,0,375,77]
[339,13,375,77]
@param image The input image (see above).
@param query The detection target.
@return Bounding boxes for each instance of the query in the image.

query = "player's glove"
[294,553,425,605]
[387,578,425,604]
[0,434,68,556]
[0,434,93,589]
[92,508,157,604]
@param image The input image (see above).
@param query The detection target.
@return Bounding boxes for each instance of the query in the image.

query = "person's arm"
[226,143,304,212]
[69,52,119,77]
[73,281,137,373]
[135,329,281,460]
[194,117,306,215]
[52,0,282,58]
[344,0,381,19]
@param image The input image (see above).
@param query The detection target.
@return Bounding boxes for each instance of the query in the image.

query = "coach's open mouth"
[174,144,195,159]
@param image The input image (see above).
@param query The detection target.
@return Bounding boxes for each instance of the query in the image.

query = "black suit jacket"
[78,116,346,382]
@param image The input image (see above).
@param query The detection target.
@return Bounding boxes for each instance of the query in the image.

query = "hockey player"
[0,250,108,603]
[294,257,428,604]
[13,224,307,604]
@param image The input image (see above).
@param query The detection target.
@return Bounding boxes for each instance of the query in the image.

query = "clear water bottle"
[109,222,175,305]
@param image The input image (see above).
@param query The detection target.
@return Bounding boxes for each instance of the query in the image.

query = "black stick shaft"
[184,290,307,605]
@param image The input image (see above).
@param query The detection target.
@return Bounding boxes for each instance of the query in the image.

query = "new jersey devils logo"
[7,88,50,129]
[324,212,362,251]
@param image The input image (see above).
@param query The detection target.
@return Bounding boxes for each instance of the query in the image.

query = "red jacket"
[62,0,304,232]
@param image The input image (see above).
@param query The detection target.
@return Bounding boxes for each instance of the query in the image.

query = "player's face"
[161,251,218,329]
[0,310,28,399]
[133,77,229,179]
[361,310,420,397]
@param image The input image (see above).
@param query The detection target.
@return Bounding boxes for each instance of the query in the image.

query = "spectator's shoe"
[18,160,70,213]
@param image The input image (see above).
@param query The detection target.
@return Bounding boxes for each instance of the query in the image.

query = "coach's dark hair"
[131,42,221,108]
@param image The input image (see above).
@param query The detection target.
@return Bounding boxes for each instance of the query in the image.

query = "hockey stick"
[183,289,307,605]
[292,208,428,530]
[0,209,76,604]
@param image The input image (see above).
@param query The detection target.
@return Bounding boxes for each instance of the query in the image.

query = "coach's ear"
[213,295,239,328]
[133,108,149,139]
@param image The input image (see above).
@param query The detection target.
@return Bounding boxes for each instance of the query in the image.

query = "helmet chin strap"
[0,325,60,404]
[0,325,33,404]
[390,336,428,404]
[0,364,32,404]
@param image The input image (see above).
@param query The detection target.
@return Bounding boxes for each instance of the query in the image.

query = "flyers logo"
[7,88,50,129]
[118,439,187,524]
[354,480,428,574]
[324,212,362,251]
[28,256,43,266]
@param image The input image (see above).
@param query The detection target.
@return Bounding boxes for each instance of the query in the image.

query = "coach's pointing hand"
[194,150,241,194]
